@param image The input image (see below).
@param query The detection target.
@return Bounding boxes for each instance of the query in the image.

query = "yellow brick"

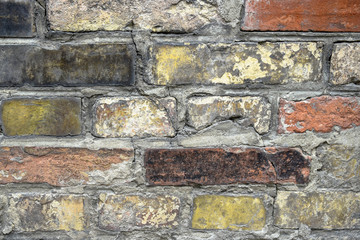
[192,195,266,230]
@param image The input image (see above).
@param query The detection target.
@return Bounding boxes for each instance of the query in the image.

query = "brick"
[93,97,176,138]
[331,43,360,85]
[0,0,34,37]
[152,42,322,85]
[0,147,133,186]
[0,44,134,86]
[242,0,360,32]
[187,96,271,134]
[192,195,266,230]
[145,148,310,185]
[7,194,85,232]
[275,191,360,229]
[47,0,221,32]
[98,194,180,230]
[278,96,360,133]
[1,98,81,136]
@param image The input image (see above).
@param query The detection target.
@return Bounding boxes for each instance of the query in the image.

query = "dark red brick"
[145,148,310,185]
[242,0,360,32]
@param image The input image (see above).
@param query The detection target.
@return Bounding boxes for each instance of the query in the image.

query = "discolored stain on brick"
[7,194,85,232]
[192,195,266,230]
[0,147,134,186]
[187,96,271,134]
[145,148,310,185]
[331,43,360,85]
[1,98,81,136]
[98,194,180,230]
[152,42,322,85]
[0,0,34,37]
[278,96,360,133]
[275,191,360,229]
[242,0,360,32]
[93,97,176,138]
[47,0,222,32]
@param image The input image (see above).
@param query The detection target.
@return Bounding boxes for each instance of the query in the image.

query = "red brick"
[279,96,360,133]
[0,147,133,186]
[242,0,360,32]
[145,148,310,185]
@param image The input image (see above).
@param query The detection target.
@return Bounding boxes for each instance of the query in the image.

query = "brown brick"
[6,194,85,232]
[98,194,180,230]
[242,0,360,32]
[278,96,360,133]
[1,98,81,136]
[145,148,310,185]
[0,147,133,186]
[0,0,34,37]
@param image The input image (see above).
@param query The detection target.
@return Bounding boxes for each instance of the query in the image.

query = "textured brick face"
[279,96,360,133]
[0,147,133,186]
[243,0,360,32]
[331,43,360,85]
[275,191,360,229]
[1,98,81,136]
[152,43,322,85]
[192,195,266,230]
[187,96,271,134]
[0,44,134,86]
[98,194,180,230]
[145,148,310,185]
[0,0,33,37]
[93,97,176,138]
[47,0,221,32]
[7,195,85,232]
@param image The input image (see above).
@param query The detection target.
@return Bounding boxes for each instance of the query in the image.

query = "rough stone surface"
[275,191,360,229]
[47,0,223,32]
[317,145,360,189]
[331,43,360,85]
[0,147,133,186]
[0,0,34,37]
[187,96,271,134]
[279,96,360,133]
[192,195,266,230]
[98,194,180,230]
[145,148,310,185]
[0,44,134,86]
[152,42,322,85]
[6,195,85,232]
[93,97,176,138]
[242,0,360,32]
[1,98,81,136]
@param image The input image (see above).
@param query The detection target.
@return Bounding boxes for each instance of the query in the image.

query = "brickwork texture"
[0,0,359,239]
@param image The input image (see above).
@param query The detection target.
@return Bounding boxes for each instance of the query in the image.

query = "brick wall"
[0,0,359,239]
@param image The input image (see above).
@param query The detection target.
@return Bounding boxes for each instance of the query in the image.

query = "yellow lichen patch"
[192,195,266,230]
[275,191,360,229]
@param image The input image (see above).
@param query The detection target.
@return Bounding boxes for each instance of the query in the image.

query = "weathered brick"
[98,194,180,230]
[0,0,34,37]
[47,0,222,32]
[331,43,360,85]
[192,195,266,230]
[275,191,360,229]
[145,148,310,185]
[278,96,360,133]
[187,96,271,134]
[242,0,360,32]
[0,147,133,186]
[152,43,322,85]
[7,194,85,232]
[1,98,81,136]
[93,97,176,138]
[0,44,134,86]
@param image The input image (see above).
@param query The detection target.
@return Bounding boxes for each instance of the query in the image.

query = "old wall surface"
[0,0,360,239]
